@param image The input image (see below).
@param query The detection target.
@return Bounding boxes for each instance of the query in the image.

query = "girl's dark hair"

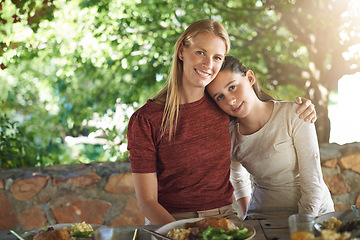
[220,56,275,102]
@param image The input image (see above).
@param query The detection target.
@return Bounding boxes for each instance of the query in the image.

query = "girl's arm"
[292,115,324,216]
[132,173,176,225]
[230,160,252,219]
[237,196,251,220]
[295,97,317,123]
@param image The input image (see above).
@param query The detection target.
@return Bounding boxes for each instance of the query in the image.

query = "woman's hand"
[295,97,317,123]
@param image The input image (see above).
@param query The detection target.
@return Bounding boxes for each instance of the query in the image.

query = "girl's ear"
[246,70,256,86]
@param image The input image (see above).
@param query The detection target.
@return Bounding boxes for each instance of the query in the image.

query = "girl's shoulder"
[273,100,298,113]
[273,101,308,126]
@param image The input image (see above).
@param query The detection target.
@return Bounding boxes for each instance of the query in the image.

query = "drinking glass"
[288,214,315,240]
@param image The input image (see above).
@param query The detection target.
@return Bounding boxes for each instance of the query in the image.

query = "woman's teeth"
[195,69,210,77]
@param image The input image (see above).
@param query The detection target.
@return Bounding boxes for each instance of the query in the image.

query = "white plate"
[152,218,256,240]
[22,223,103,240]
[314,210,355,231]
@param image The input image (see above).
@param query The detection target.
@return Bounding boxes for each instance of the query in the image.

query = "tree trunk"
[314,103,331,144]
[309,84,331,143]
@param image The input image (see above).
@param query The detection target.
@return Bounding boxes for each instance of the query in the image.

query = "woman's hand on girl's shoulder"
[295,97,317,123]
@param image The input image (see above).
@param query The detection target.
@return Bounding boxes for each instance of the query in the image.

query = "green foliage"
[0,0,358,167]
[0,114,60,168]
[269,84,305,102]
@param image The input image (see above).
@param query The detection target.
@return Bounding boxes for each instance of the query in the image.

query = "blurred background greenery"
[1,0,359,168]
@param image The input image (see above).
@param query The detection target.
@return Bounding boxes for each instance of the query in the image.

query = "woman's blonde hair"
[154,19,230,140]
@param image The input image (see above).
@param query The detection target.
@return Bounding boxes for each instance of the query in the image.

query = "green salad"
[167,218,254,240]
[201,226,252,240]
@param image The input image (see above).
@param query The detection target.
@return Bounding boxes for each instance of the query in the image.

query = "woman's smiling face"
[179,32,226,90]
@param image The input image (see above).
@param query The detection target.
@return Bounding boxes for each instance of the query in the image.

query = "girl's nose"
[228,97,236,105]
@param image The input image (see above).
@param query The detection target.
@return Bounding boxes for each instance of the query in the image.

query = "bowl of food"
[152,217,256,240]
[314,210,360,239]
[22,221,102,240]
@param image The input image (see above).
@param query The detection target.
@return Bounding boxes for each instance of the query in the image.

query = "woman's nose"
[202,57,213,68]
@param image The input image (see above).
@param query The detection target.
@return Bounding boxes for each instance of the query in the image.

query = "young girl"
[127,20,317,225]
[206,56,334,220]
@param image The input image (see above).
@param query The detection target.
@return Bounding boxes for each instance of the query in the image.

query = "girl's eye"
[214,56,222,61]
[196,51,204,55]
[216,95,224,101]
[229,85,235,91]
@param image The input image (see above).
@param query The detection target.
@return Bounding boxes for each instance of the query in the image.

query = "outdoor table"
[0,218,290,240]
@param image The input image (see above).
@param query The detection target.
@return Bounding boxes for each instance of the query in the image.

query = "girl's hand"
[295,97,317,123]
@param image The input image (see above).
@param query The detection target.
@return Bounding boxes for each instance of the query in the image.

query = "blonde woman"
[127,20,316,225]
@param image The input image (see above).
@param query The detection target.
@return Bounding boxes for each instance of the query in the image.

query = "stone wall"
[320,142,360,210]
[0,142,360,231]
[0,161,145,231]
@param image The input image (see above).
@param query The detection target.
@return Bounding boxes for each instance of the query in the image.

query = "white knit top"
[230,101,334,219]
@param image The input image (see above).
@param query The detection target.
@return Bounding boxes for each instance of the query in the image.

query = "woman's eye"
[196,51,204,55]
[229,85,235,91]
[214,56,222,61]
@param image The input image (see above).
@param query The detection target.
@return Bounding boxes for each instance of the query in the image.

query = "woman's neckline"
[150,94,207,108]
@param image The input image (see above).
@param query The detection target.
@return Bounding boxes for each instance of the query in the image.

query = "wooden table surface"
[0,218,290,240]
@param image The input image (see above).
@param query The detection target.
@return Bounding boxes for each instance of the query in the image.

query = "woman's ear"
[178,45,184,61]
[246,70,256,86]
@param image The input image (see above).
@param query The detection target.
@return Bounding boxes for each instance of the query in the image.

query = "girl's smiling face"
[207,69,256,118]
[179,32,226,90]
